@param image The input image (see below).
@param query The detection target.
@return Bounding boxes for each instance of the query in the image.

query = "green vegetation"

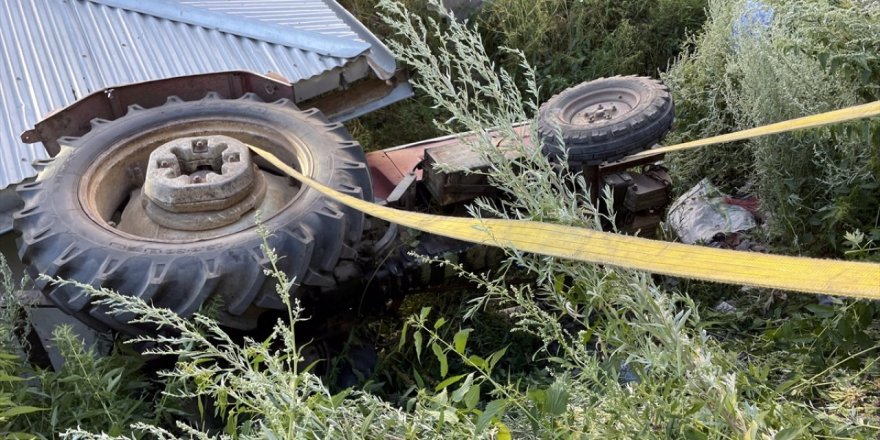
[1,0,879,438]
[664,0,880,256]
[478,0,707,95]
[0,255,175,438]
[341,0,706,150]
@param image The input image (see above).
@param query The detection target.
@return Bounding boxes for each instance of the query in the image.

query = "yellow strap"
[249,142,879,299]
[627,100,880,160]
[245,100,880,299]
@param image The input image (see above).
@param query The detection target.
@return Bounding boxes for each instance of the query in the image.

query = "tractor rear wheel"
[14,93,372,334]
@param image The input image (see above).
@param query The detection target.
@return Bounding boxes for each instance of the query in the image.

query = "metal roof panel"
[0,0,398,190]
[179,0,365,40]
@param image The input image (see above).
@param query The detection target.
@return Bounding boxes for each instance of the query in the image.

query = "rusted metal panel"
[423,143,500,206]
[0,0,404,191]
[23,70,413,157]
[366,151,406,202]
[21,71,296,156]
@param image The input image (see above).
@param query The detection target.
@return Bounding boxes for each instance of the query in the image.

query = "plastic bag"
[667,179,757,244]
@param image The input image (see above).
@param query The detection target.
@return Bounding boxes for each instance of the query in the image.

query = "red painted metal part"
[365,125,666,203]
[366,146,427,201]
[366,126,531,201]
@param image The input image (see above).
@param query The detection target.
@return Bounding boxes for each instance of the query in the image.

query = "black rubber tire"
[537,76,674,165]
[13,93,372,334]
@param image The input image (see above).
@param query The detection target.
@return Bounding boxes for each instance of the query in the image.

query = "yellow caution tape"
[247,101,880,299]
[628,100,880,160]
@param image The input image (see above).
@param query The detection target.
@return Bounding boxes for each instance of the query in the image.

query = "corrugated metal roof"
[171,0,397,76]
[179,0,364,39]
[0,0,398,191]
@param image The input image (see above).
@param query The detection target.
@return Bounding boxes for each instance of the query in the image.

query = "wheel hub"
[142,135,267,231]
[566,90,639,126]
[583,104,619,123]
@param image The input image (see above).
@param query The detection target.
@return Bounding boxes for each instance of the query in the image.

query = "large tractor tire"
[13,93,372,334]
[537,76,674,165]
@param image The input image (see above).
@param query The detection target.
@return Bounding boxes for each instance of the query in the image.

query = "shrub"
[663,0,880,255]
[479,0,708,97]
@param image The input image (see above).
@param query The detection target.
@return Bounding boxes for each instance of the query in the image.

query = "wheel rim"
[78,117,305,243]
[560,88,642,126]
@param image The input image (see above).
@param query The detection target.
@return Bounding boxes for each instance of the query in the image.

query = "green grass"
[344,95,445,152]
[477,0,707,97]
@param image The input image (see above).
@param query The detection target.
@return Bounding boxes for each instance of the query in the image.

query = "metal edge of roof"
[332,80,414,122]
[323,0,398,79]
[87,0,371,59]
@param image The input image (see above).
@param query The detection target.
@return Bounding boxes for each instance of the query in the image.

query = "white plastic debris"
[714,301,737,314]
[667,179,757,244]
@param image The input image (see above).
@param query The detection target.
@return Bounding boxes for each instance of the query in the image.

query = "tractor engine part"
[422,141,500,206]
[622,166,672,212]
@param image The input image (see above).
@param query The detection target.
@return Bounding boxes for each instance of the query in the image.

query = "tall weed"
[479,0,708,97]
[663,0,880,254]
[0,253,171,438]
[55,239,489,439]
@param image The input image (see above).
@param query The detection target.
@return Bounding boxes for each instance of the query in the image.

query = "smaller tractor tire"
[537,76,674,165]
[13,93,372,334]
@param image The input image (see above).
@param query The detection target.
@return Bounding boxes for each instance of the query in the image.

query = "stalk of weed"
[0,253,174,438]
[54,241,493,439]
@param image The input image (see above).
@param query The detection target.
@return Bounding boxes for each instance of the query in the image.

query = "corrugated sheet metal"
[0,0,396,191]
[179,0,364,40]
[172,0,397,76]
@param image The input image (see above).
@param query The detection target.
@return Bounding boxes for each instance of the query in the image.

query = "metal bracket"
[386,172,417,207]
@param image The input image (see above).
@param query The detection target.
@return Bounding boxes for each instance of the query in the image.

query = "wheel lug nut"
[192,176,204,184]
[227,153,240,163]
[158,160,170,168]
[192,139,208,153]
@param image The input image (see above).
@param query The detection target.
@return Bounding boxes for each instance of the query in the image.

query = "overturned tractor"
[14,73,674,335]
